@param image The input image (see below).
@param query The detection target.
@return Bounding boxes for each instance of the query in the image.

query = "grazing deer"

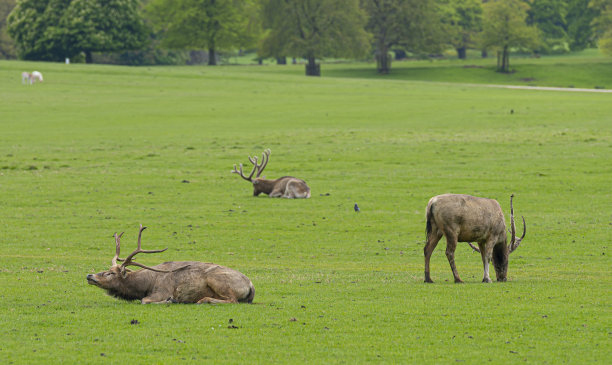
[21,71,43,84]
[424,194,526,283]
[86,225,255,304]
[232,149,311,198]
[31,71,43,83]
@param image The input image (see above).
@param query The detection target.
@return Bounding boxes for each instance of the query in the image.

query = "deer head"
[466,194,526,281]
[232,149,273,195]
[111,224,175,277]
[87,225,177,289]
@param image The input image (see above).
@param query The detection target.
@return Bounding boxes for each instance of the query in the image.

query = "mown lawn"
[0,59,610,364]
[321,49,612,89]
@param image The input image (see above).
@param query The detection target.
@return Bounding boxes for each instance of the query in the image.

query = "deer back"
[428,194,506,244]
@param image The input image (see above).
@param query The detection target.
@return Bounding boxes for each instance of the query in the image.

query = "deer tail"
[426,200,434,241]
[246,282,255,304]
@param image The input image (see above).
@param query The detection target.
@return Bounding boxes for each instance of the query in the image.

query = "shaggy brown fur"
[86,226,254,304]
[232,149,310,199]
[424,194,525,283]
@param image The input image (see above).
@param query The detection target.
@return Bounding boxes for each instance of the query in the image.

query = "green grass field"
[0,56,610,364]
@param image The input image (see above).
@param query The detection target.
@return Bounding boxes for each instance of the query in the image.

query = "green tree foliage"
[7,0,147,62]
[258,0,289,62]
[566,0,598,50]
[147,0,252,66]
[0,0,16,59]
[590,0,612,54]
[60,0,148,63]
[260,0,370,76]
[362,0,445,73]
[527,0,570,53]
[238,0,263,51]
[438,0,482,59]
[480,0,539,72]
[7,0,70,61]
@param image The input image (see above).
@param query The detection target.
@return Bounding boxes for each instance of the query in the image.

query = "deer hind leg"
[282,189,299,199]
[424,230,442,283]
[196,277,241,304]
[444,232,463,283]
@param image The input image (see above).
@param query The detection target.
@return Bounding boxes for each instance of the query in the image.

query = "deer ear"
[252,180,259,185]
[120,267,129,279]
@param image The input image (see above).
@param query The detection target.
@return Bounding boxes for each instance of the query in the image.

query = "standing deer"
[232,149,311,198]
[86,225,255,304]
[31,71,43,83]
[21,72,32,84]
[424,194,526,283]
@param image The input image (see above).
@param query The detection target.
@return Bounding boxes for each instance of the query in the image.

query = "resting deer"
[86,225,255,304]
[424,194,526,283]
[232,149,311,198]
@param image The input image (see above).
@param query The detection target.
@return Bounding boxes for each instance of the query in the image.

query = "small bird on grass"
[354,203,360,212]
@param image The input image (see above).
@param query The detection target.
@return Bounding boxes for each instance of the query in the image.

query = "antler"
[117,225,174,273]
[256,149,271,178]
[232,149,271,181]
[508,194,526,254]
[111,232,124,266]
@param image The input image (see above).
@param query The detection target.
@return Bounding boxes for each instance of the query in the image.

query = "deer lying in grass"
[424,194,526,283]
[86,225,255,304]
[232,149,311,198]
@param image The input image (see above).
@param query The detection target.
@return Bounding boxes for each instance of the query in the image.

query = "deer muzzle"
[86,274,98,285]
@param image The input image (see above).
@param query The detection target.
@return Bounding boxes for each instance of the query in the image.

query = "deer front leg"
[478,241,493,283]
[196,297,238,304]
[481,241,494,283]
[141,291,174,304]
[268,189,283,198]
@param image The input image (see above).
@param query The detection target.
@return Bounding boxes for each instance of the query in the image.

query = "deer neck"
[253,178,277,195]
[110,270,156,300]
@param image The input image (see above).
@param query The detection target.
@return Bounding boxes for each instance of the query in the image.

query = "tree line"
[1,0,611,74]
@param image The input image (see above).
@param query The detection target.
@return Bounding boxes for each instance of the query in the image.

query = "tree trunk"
[276,57,286,65]
[456,47,466,60]
[208,47,216,66]
[501,46,509,72]
[376,44,390,74]
[85,50,93,64]
[481,49,488,58]
[504,47,510,72]
[305,55,320,76]
[496,46,511,72]
[496,51,501,70]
